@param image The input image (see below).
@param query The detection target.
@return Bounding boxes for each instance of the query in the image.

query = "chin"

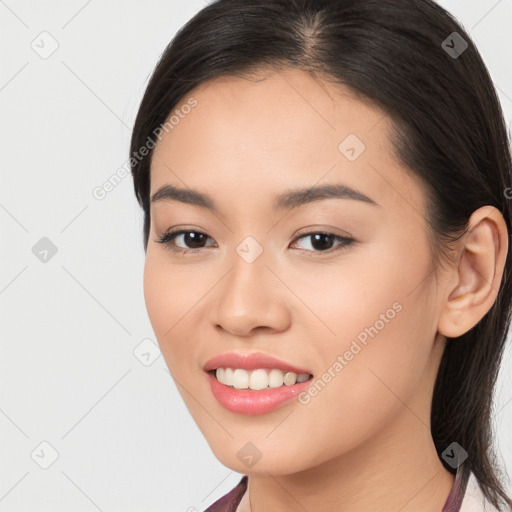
[207,440,314,476]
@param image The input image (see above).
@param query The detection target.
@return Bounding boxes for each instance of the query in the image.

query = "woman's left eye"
[291,232,355,253]
[156,229,355,255]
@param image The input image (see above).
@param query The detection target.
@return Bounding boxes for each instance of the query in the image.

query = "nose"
[212,249,292,337]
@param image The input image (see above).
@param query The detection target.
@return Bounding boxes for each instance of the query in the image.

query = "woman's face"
[144,68,450,474]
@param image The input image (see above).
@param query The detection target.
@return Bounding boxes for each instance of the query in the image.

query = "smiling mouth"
[208,368,313,391]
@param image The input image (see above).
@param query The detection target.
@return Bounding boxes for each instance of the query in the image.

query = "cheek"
[272,286,437,472]
[142,252,205,375]
[290,228,435,365]
[289,244,436,417]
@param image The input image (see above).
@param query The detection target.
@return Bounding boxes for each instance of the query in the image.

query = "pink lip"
[202,351,313,374]
[205,372,313,415]
[202,352,314,415]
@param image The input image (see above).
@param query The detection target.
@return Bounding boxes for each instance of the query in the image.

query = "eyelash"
[155,229,355,256]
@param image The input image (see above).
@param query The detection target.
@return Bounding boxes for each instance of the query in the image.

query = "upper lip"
[203,351,313,375]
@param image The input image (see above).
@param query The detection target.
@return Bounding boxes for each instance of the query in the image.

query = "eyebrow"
[150,182,380,212]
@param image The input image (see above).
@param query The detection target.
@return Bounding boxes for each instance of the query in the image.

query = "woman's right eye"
[156,229,216,254]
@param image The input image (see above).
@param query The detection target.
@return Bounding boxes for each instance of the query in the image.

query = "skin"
[143,67,509,512]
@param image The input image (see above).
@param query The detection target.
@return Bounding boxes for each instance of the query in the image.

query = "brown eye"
[156,230,215,253]
[291,232,355,253]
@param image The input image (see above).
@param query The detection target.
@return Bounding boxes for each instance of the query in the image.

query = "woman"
[129,0,512,510]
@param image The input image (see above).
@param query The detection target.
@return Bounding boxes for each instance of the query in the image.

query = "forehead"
[155,67,388,157]
[149,68,426,219]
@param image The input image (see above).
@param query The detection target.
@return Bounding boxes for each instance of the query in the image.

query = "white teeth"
[233,368,249,389]
[283,371,297,385]
[214,368,311,390]
[249,369,268,390]
[268,368,284,388]
[216,367,226,384]
[225,368,234,384]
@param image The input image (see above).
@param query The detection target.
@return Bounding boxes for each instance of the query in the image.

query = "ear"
[437,206,509,338]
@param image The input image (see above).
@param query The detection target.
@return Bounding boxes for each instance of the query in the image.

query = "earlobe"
[437,206,508,339]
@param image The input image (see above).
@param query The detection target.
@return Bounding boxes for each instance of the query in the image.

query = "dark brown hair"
[130,0,512,508]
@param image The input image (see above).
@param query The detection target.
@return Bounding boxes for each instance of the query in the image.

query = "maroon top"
[203,464,470,512]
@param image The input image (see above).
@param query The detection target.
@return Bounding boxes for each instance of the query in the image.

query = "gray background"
[1,1,511,510]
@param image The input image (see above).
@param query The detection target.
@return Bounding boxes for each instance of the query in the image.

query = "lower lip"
[206,372,313,415]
